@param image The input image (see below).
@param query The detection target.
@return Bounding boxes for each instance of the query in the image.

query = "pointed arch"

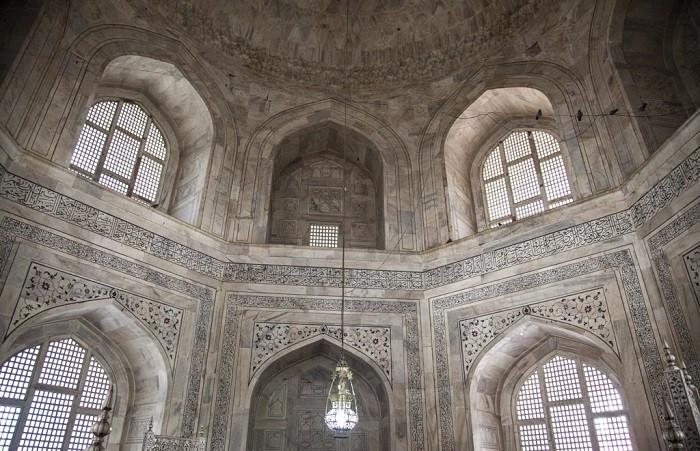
[418,62,618,247]
[234,98,418,251]
[464,317,645,451]
[0,301,172,442]
[241,336,393,451]
[12,23,237,236]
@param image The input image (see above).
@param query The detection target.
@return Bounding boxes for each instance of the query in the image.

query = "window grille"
[515,355,633,451]
[0,338,112,450]
[482,130,573,228]
[70,99,167,204]
[309,223,340,248]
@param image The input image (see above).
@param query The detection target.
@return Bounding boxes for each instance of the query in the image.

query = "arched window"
[0,338,112,450]
[70,99,167,204]
[515,355,633,451]
[482,130,572,228]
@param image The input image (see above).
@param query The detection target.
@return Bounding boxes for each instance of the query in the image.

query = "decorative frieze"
[251,322,391,381]
[12,262,183,368]
[459,289,616,376]
[0,144,697,290]
[684,244,700,303]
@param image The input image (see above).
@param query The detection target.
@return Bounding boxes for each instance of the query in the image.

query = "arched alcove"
[247,339,391,451]
[604,0,699,156]
[268,122,384,249]
[98,55,214,224]
[443,87,575,236]
[465,318,651,451]
[419,63,616,248]
[11,24,237,236]
[0,300,172,445]
[235,98,417,251]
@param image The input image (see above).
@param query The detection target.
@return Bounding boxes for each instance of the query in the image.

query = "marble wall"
[0,1,698,451]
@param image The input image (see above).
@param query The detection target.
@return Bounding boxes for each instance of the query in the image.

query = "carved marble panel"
[309,162,343,180]
[308,187,343,215]
[0,219,214,438]
[263,430,285,450]
[649,201,700,384]
[266,383,287,419]
[251,322,391,381]
[0,144,698,290]
[684,244,700,303]
[459,289,616,376]
[212,295,423,451]
[432,250,663,451]
[12,262,183,368]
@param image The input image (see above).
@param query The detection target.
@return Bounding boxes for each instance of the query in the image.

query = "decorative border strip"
[431,249,664,451]
[211,294,424,451]
[648,201,700,382]
[0,217,213,438]
[0,144,696,290]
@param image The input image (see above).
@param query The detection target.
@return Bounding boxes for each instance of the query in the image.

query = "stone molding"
[251,322,392,382]
[459,288,617,376]
[649,201,700,384]
[0,143,697,290]
[211,294,423,451]
[11,262,183,368]
[431,249,664,451]
[684,245,700,302]
[0,217,214,438]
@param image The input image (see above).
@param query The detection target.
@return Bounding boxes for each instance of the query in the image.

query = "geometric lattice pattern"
[309,223,340,247]
[38,340,86,390]
[0,339,112,451]
[482,130,573,227]
[0,346,40,400]
[516,373,544,420]
[71,99,167,204]
[66,413,99,451]
[515,355,633,451]
[79,358,111,410]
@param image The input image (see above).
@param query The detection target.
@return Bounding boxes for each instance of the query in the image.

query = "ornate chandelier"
[324,358,358,432]
[325,0,359,435]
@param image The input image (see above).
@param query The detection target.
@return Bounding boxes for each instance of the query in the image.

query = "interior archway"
[465,318,635,451]
[0,300,172,441]
[99,55,214,224]
[247,339,390,451]
[608,0,699,154]
[443,87,558,236]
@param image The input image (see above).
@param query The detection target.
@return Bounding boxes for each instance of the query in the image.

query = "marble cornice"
[0,142,697,291]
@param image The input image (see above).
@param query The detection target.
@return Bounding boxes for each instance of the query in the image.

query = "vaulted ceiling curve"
[125,0,583,89]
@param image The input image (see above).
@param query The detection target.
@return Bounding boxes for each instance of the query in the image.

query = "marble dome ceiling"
[128,0,566,88]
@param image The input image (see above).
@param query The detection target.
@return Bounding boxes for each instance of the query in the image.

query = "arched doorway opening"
[248,339,390,451]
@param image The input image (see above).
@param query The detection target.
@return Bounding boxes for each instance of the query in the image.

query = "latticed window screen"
[515,355,633,451]
[309,223,340,248]
[482,130,573,228]
[0,338,112,450]
[70,99,168,204]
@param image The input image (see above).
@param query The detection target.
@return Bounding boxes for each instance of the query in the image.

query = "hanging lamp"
[325,0,359,436]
